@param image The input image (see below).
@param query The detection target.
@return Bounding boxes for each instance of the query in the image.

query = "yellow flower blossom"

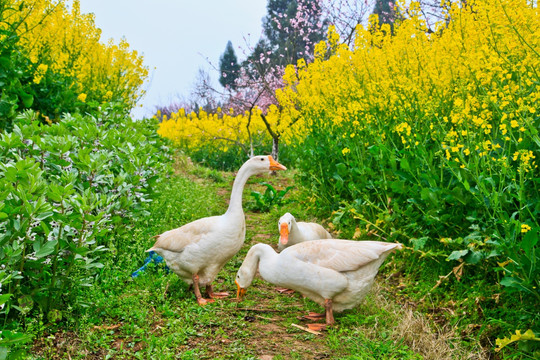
[9,0,147,108]
[155,0,537,211]
[33,63,48,84]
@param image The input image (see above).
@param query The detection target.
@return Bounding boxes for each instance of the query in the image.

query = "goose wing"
[282,239,401,272]
[297,222,332,240]
[148,216,220,253]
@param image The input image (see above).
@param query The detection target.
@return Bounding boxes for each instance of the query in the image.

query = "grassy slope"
[30,155,487,359]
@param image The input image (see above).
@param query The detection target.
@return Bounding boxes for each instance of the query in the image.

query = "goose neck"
[226,162,255,215]
[289,219,300,242]
[241,244,273,287]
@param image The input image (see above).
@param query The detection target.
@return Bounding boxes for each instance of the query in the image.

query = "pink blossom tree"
[219,0,328,160]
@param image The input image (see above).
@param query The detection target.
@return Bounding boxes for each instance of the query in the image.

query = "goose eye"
[260,157,264,161]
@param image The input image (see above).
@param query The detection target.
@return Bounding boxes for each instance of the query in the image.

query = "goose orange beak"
[268,156,287,171]
[280,223,289,245]
[236,280,246,300]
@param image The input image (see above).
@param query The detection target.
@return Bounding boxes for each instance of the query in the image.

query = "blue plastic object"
[131,251,169,278]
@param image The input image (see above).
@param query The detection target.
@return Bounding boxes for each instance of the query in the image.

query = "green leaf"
[35,211,53,221]
[368,145,380,155]
[0,294,11,305]
[0,330,33,346]
[400,157,410,171]
[522,227,539,257]
[420,187,438,206]
[35,240,58,258]
[500,276,523,289]
[447,249,469,261]
[13,218,20,232]
[332,174,344,189]
[463,179,470,191]
[410,237,428,250]
[18,90,33,108]
[336,163,348,177]
[464,250,483,264]
[390,180,405,194]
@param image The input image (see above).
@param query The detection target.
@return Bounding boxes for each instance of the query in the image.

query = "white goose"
[236,240,402,329]
[148,155,286,305]
[278,212,332,251]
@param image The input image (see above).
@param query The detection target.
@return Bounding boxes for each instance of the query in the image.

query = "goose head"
[235,265,254,300]
[245,155,287,175]
[278,212,295,246]
[235,244,270,300]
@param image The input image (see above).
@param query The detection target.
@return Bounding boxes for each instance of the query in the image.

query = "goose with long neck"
[278,212,332,251]
[148,155,286,305]
[236,240,402,329]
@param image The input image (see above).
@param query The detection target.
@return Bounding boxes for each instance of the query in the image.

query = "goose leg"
[324,299,335,326]
[192,274,214,305]
[305,299,334,331]
[205,284,229,298]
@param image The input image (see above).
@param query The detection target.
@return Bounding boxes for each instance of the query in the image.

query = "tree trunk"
[272,136,279,161]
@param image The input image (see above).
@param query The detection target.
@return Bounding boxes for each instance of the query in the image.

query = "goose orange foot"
[196,297,215,306]
[206,285,229,299]
[210,292,229,298]
[301,312,325,321]
[307,323,327,331]
[276,287,295,294]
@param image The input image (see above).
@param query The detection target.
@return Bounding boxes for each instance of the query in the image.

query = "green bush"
[0,108,172,325]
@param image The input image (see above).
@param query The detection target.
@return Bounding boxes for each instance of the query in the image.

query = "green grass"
[25,156,485,359]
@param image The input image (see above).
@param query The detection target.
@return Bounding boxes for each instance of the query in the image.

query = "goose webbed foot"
[196,297,215,306]
[206,284,229,299]
[306,323,327,331]
[301,299,335,330]
[301,312,325,321]
[276,287,295,294]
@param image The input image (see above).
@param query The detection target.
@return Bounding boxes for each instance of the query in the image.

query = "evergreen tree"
[219,41,240,90]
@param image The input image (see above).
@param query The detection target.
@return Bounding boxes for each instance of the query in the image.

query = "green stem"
[57,212,88,299]
[47,199,65,314]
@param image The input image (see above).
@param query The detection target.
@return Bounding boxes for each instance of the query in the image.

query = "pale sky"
[78,0,268,119]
